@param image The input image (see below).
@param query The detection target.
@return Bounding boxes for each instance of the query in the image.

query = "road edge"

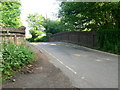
[64,42,118,57]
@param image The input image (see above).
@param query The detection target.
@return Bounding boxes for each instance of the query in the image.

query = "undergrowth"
[0,43,35,82]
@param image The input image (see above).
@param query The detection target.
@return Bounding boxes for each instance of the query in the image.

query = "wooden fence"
[0,26,26,45]
[50,31,98,48]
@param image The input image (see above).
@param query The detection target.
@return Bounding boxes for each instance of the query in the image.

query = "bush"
[35,36,49,42]
[97,29,120,54]
[1,43,35,81]
[26,36,49,42]
[26,38,34,42]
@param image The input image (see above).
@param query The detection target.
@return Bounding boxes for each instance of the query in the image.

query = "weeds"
[0,43,35,81]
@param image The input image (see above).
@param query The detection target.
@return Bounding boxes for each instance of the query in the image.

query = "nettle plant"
[1,43,35,81]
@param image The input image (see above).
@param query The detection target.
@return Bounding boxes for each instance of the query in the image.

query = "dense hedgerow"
[97,29,120,54]
[0,43,35,81]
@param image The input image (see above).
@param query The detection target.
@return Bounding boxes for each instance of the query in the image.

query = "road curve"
[31,42,118,88]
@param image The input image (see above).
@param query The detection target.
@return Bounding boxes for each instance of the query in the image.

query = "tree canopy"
[27,13,65,42]
[27,13,45,39]
[59,2,120,31]
[0,0,22,28]
[27,13,45,31]
[27,13,65,38]
[43,19,65,34]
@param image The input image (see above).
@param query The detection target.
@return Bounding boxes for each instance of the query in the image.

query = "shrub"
[97,29,120,54]
[1,43,35,81]
[26,36,49,42]
[35,36,49,42]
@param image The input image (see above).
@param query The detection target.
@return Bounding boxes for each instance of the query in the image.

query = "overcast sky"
[20,0,61,36]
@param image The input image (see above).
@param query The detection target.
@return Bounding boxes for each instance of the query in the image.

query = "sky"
[20,0,61,37]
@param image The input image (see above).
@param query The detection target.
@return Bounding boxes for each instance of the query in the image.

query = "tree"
[0,1,22,28]
[43,19,65,34]
[27,13,45,40]
[27,13,66,42]
[27,13,45,31]
[27,13,65,38]
[59,2,120,31]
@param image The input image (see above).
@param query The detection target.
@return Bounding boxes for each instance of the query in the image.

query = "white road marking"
[38,45,77,74]
[32,43,86,80]
[30,43,118,88]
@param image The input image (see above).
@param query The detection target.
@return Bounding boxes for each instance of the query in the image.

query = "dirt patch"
[2,42,74,88]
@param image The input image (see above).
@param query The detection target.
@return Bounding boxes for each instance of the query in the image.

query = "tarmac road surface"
[31,42,118,88]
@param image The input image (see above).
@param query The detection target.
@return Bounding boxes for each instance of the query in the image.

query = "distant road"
[31,42,118,88]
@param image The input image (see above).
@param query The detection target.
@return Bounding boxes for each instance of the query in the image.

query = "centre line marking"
[38,45,77,74]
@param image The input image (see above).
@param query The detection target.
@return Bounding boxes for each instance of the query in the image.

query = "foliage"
[29,28,45,40]
[27,13,45,31]
[0,0,22,28]
[97,29,120,54]
[1,43,35,81]
[43,19,65,34]
[58,2,120,54]
[26,36,49,42]
[59,2,120,31]
[27,13,45,40]
[35,36,49,42]
[27,14,65,42]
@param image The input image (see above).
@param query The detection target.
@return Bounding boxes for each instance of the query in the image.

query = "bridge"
[31,42,118,88]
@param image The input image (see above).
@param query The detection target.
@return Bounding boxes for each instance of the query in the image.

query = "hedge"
[97,29,120,54]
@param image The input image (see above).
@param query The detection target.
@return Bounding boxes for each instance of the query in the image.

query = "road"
[31,42,118,88]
